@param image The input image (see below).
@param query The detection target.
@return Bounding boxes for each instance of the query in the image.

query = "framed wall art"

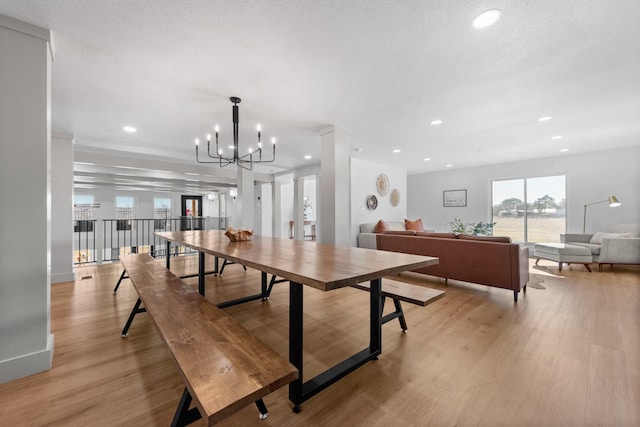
[443,189,467,207]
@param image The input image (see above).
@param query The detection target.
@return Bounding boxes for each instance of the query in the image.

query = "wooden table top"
[156,230,439,291]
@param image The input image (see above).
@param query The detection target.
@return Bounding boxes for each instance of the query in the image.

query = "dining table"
[155,230,439,411]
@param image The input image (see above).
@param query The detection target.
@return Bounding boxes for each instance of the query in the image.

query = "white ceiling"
[2,1,639,191]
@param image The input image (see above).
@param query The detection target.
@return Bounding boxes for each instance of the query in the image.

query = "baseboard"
[0,334,54,384]
[51,271,75,284]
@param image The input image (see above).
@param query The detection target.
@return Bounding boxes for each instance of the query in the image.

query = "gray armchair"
[561,224,640,271]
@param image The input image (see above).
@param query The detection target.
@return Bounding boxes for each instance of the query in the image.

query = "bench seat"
[119,253,298,425]
[351,278,444,331]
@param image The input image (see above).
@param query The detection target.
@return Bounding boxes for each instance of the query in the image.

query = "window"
[74,194,95,232]
[492,175,566,243]
[154,197,171,229]
[116,196,134,231]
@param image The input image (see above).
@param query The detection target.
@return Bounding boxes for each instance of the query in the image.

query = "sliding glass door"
[492,175,566,243]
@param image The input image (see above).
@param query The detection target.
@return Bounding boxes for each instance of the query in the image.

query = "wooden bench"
[119,253,298,426]
[351,278,445,332]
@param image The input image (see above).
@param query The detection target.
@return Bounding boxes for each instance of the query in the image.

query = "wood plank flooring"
[1,256,638,426]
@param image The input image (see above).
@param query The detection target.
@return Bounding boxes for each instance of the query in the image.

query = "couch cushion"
[607,224,640,238]
[415,232,458,239]
[405,218,425,232]
[569,242,602,255]
[382,230,417,236]
[457,234,512,243]
[373,220,389,233]
[360,222,376,233]
[387,221,406,231]
[590,232,630,244]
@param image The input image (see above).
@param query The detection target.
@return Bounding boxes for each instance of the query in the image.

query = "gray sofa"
[358,221,405,249]
[561,224,640,271]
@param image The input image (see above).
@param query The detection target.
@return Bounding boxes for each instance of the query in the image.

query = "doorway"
[180,195,203,230]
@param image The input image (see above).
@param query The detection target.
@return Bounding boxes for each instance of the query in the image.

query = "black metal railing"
[74,220,97,265]
[73,217,227,265]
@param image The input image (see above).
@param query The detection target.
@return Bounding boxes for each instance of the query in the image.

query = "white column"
[236,167,254,229]
[51,133,75,283]
[0,14,54,383]
[272,180,282,238]
[293,177,305,240]
[319,127,350,246]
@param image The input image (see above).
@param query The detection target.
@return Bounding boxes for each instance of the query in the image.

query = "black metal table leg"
[165,240,171,269]
[113,269,128,294]
[198,251,205,295]
[370,278,383,356]
[288,278,383,411]
[289,281,304,412]
[261,271,268,300]
[171,388,202,427]
[121,298,146,337]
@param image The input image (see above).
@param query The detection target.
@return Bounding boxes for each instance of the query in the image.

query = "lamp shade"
[608,196,621,207]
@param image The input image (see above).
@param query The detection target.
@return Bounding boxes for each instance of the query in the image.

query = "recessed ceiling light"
[560,148,569,152]
[537,116,552,122]
[393,149,401,153]
[551,135,563,140]
[304,155,312,160]
[123,126,137,133]
[430,119,443,126]
[446,164,453,168]
[423,158,431,161]
[472,9,501,29]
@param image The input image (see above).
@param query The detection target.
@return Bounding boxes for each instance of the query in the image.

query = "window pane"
[116,196,134,220]
[492,179,525,242]
[526,175,566,242]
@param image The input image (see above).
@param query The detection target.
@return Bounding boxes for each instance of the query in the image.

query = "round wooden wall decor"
[367,195,378,210]
[390,189,400,207]
[376,174,389,196]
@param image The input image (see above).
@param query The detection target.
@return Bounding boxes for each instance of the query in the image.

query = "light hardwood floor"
[1,257,639,426]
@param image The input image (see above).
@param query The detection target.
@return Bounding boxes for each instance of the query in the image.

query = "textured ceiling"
[1,1,639,190]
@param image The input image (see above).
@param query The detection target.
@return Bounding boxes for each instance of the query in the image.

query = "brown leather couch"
[376,231,530,302]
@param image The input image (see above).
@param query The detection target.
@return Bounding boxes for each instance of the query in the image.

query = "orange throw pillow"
[373,220,389,233]
[404,218,425,232]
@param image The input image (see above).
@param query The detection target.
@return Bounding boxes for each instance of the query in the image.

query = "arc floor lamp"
[583,196,621,233]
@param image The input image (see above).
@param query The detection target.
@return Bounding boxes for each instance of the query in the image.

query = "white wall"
[350,158,407,246]
[408,145,640,234]
[260,183,273,236]
[51,134,75,283]
[0,15,54,383]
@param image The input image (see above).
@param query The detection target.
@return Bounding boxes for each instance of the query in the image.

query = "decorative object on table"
[404,218,425,232]
[303,196,314,220]
[390,189,400,207]
[224,226,254,241]
[582,195,621,233]
[194,97,276,170]
[443,189,467,207]
[448,218,496,236]
[376,174,390,197]
[367,195,378,210]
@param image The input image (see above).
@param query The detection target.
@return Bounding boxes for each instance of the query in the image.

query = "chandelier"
[195,97,276,170]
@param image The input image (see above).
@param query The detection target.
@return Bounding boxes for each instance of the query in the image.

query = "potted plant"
[448,218,496,236]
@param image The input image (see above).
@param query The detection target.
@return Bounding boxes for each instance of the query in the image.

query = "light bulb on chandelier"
[195,97,276,170]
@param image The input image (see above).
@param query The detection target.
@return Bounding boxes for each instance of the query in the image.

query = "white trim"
[51,272,76,284]
[0,334,54,384]
[0,13,55,61]
[0,13,50,41]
